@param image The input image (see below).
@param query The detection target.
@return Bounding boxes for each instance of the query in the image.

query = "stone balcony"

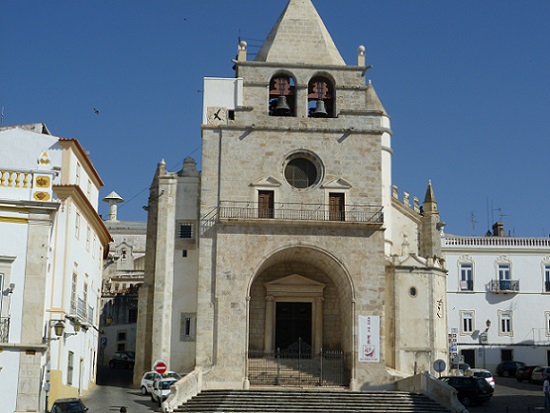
[214,200,384,226]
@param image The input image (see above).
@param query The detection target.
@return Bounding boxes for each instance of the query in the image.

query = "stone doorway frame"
[263,274,326,355]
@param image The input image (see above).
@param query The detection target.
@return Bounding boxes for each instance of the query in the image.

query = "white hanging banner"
[358,315,380,362]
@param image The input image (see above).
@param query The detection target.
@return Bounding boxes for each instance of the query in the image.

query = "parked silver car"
[531,366,550,384]
[140,371,181,395]
[151,377,178,406]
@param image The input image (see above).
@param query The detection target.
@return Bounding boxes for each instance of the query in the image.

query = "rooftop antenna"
[470,211,478,236]
[1,107,4,126]
[493,207,510,222]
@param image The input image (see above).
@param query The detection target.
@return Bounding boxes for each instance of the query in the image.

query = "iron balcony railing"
[459,279,474,291]
[487,279,519,293]
[0,317,9,343]
[77,297,87,320]
[217,201,383,224]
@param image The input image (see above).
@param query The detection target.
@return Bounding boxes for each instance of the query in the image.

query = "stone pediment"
[321,178,352,189]
[396,254,427,268]
[251,177,282,187]
[265,274,325,296]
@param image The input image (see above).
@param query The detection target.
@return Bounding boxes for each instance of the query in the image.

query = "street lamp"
[63,319,81,338]
[480,319,491,369]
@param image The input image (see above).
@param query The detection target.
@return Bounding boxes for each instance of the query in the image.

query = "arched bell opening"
[269,74,296,117]
[307,76,335,118]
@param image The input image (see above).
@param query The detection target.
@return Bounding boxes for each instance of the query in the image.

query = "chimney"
[492,221,505,237]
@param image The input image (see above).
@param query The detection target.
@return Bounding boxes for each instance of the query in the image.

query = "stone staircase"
[173,389,451,413]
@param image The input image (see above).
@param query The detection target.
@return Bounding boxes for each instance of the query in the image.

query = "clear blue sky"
[2,1,549,237]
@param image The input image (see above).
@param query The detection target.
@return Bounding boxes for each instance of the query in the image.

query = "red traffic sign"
[153,359,167,374]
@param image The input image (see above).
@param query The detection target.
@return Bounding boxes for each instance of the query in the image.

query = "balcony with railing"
[214,201,384,225]
[0,317,10,343]
[487,279,519,293]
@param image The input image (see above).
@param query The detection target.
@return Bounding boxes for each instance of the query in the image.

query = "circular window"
[409,287,417,297]
[283,152,323,189]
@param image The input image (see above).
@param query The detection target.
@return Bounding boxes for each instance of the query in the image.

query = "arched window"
[269,74,296,117]
[308,76,335,118]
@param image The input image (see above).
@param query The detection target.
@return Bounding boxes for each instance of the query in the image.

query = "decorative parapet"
[392,185,421,214]
[0,169,55,202]
[443,236,550,249]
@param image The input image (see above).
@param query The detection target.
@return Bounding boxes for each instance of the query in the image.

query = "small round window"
[283,152,323,189]
[409,287,417,297]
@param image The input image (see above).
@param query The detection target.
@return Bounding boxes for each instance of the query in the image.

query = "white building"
[0,124,111,413]
[443,221,550,373]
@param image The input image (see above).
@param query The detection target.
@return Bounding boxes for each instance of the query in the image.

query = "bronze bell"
[311,99,328,117]
[273,95,291,116]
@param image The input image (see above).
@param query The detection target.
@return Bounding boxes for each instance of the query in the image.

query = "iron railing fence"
[218,201,383,224]
[248,346,348,387]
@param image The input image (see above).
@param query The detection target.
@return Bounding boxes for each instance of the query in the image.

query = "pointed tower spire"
[420,180,443,259]
[255,0,345,65]
[423,180,437,214]
[366,80,388,116]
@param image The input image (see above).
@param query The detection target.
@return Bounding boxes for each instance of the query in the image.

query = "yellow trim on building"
[0,216,28,224]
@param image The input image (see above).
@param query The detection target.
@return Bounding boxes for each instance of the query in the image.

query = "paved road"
[467,376,546,413]
[82,368,547,413]
[82,366,158,413]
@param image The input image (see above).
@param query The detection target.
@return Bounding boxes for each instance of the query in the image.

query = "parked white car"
[140,371,181,395]
[151,378,178,406]
[467,368,495,389]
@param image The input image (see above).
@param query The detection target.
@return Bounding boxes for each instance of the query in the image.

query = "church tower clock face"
[283,151,324,190]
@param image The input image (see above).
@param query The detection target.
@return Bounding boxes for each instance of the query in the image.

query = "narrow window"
[545,265,550,292]
[459,263,473,291]
[460,310,474,334]
[499,311,513,336]
[75,162,81,185]
[546,312,550,336]
[498,264,511,290]
[329,193,345,221]
[180,313,196,341]
[87,178,92,199]
[75,212,81,239]
[70,273,77,315]
[67,351,74,385]
[86,226,91,251]
[258,191,274,219]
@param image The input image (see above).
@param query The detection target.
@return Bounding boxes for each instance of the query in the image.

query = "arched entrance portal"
[247,246,354,387]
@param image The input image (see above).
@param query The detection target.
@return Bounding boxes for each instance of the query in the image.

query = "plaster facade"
[0,124,111,413]
[443,224,550,372]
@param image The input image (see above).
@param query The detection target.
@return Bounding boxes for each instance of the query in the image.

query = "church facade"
[135,0,447,392]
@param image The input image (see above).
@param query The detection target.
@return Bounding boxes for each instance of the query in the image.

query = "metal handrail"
[217,201,383,224]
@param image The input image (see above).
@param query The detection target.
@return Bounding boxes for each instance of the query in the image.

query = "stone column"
[263,296,275,353]
[313,297,324,355]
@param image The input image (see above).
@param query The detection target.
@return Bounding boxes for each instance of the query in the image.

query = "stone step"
[174,389,451,413]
